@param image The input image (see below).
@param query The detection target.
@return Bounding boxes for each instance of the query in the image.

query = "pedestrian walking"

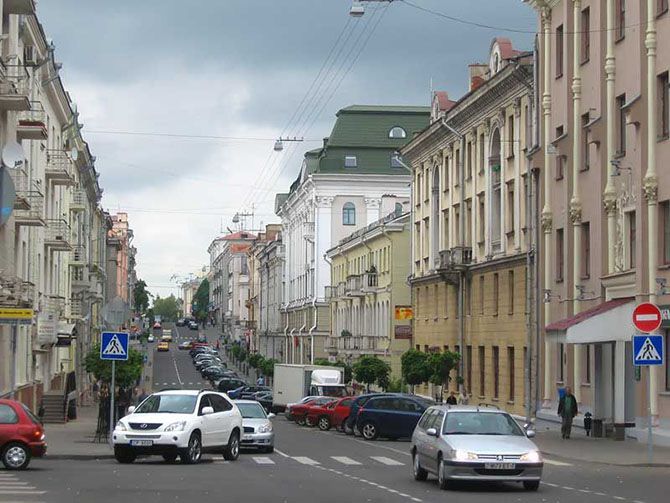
[446,391,458,405]
[457,389,469,405]
[257,375,265,386]
[557,386,579,439]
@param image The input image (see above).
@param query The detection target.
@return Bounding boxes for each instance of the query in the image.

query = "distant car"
[153,322,161,330]
[176,319,186,327]
[147,335,155,343]
[235,400,275,453]
[411,405,542,491]
[306,396,354,431]
[161,333,173,343]
[290,397,337,426]
[188,321,199,330]
[157,342,169,352]
[357,395,434,441]
[217,378,248,393]
[178,341,191,350]
[0,399,47,470]
[285,396,321,421]
[228,386,271,400]
[253,391,275,412]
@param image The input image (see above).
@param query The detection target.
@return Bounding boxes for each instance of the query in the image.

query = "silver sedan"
[234,400,275,453]
[410,405,543,491]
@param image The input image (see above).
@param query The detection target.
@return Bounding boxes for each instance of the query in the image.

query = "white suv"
[113,389,243,464]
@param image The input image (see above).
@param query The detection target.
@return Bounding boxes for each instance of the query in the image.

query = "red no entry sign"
[632,303,662,333]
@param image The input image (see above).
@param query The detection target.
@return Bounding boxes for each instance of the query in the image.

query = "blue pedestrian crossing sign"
[100,332,129,361]
[633,334,664,366]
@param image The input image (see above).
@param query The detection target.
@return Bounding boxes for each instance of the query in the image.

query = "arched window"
[389,126,407,139]
[394,202,403,215]
[342,202,356,226]
[490,128,502,252]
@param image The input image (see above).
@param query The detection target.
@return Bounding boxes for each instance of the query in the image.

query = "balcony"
[69,189,87,212]
[345,275,364,297]
[45,150,76,186]
[44,219,72,251]
[67,297,84,320]
[8,168,45,227]
[325,285,337,301]
[69,245,86,267]
[361,271,380,293]
[0,65,30,111]
[438,246,473,271]
[0,276,34,308]
[4,0,37,15]
[328,335,387,355]
[16,103,48,141]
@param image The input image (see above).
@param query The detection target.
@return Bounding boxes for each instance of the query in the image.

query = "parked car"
[188,321,199,330]
[411,405,542,491]
[229,386,271,400]
[306,396,353,431]
[178,341,192,350]
[253,391,275,412]
[291,397,337,426]
[357,395,434,441]
[161,333,173,343]
[234,400,275,453]
[285,396,320,420]
[176,319,186,327]
[344,393,397,435]
[217,378,248,393]
[112,389,242,464]
[0,399,47,470]
[157,341,169,352]
[147,335,155,343]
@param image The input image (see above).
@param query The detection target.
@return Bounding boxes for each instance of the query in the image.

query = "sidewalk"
[44,404,114,460]
[533,419,670,467]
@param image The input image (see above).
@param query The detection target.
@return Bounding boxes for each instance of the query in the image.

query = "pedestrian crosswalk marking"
[370,456,404,466]
[102,334,127,356]
[252,456,275,465]
[635,337,662,362]
[331,456,362,465]
[544,458,572,466]
[292,456,320,465]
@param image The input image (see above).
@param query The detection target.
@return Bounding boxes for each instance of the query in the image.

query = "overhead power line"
[87,129,320,142]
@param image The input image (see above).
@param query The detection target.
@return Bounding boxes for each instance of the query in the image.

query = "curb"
[47,454,114,460]
[538,449,670,468]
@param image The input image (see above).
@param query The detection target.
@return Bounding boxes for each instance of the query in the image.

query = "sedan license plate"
[484,462,516,470]
[242,434,253,441]
[130,440,153,447]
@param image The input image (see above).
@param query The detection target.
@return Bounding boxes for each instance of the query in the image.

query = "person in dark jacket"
[557,386,578,439]
[446,391,458,405]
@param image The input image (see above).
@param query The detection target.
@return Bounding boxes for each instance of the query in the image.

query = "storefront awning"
[545,298,635,344]
[57,322,77,337]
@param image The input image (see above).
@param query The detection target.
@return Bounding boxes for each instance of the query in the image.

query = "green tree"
[353,356,391,392]
[260,358,278,377]
[426,350,461,397]
[191,279,210,322]
[132,279,151,314]
[152,295,180,321]
[401,349,431,390]
[84,343,143,387]
[248,353,264,369]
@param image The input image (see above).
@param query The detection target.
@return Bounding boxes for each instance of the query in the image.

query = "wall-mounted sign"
[394,325,412,339]
[395,306,413,320]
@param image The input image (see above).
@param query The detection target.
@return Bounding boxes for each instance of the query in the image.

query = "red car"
[291,397,337,426]
[0,399,46,470]
[306,396,353,431]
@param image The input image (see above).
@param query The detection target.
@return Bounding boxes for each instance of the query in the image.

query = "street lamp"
[349,0,394,17]
[273,136,304,152]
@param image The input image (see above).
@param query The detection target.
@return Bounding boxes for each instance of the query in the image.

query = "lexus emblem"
[496,455,503,461]
[141,423,148,429]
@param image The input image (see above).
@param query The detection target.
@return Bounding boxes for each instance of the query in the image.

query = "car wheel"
[1,442,31,470]
[412,451,427,481]
[361,421,378,441]
[437,458,451,490]
[523,481,540,491]
[296,415,306,426]
[181,433,202,464]
[162,453,178,463]
[113,446,136,465]
[263,446,274,454]
[305,416,315,427]
[223,430,240,461]
[318,416,331,431]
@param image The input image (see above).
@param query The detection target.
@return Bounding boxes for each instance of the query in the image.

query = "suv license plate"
[130,440,153,447]
[484,462,515,470]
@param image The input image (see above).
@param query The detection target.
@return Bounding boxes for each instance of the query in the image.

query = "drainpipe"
[308,297,317,364]
[298,321,306,365]
[289,326,295,364]
[441,119,466,391]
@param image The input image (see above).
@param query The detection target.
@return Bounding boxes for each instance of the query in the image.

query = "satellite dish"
[0,167,17,227]
[71,148,79,161]
[1,142,25,169]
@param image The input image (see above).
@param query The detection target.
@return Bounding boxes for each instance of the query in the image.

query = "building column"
[483,125,491,258]
[604,0,618,274]
[513,100,522,251]
[613,340,626,424]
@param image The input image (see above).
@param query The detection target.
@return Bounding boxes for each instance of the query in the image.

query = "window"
[0,404,18,424]
[342,202,356,226]
[209,394,233,412]
[660,0,669,15]
[394,202,403,215]
[555,24,564,78]
[478,346,486,396]
[391,154,404,168]
[556,228,564,281]
[581,7,590,63]
[508,270,514,315]
[493,346,500,399]
[493,273,499,316]
[344,155,357,168]
[466,141,473,179]
[466,280,472,316]
[479,133,485,175]
[507,117,515,158]
[454,148,460,184]
[582,113,590,170]
[555,155,565,180]
[581,222,590,278]
[627,211,636,269]
[508,347,515,401]
[240,256,249,276]
[616,0,626,40]
[659,72,669,139]
[616,94,626,155]
[506,182,514,233]
[662,202,670,264]
[479,275,485,315]
[389,126,407,139]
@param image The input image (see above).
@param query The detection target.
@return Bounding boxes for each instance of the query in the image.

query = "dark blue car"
[344,393,396,435]
[357,395,434,440]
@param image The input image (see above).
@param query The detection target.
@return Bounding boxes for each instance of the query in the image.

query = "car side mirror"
[202,406,214,415]
[268,413,276,419]
[425,428,438,437]
[526,429,536,438]
[127,406,136,414]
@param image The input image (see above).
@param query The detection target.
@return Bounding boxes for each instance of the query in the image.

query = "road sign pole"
[109,360,115,446]
[9,322,17,400]
[648,366,653,465]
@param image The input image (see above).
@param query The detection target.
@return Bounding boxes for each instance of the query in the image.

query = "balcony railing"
[345,275,364,297]
[69,189,87,212]
[327,335,386,354]
[68,297,84,319]
[336,281,347,299]
[0,65,30,111]
[44,219,72,251]
[17,102,48,141]
[361,272,379,292]
[45,149,76,186]
[438,246,473,271]
[325,285,337,301]
[0,275,34,308]
[8,168,46,227]
[70,245,86,266]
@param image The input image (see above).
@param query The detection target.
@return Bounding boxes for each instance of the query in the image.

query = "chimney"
[468,64,488,92]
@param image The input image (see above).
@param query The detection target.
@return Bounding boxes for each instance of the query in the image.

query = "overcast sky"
[38,0,536,299]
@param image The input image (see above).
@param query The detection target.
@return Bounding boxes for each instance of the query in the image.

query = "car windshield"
[442,412,524,436]
[134,394,197,414]
[237,403,267,419]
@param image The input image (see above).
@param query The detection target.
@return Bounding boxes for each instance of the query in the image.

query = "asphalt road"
[2,416,667,503]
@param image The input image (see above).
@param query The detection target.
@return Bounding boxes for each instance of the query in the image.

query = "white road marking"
[0,482,30,486]
[352,437,410,457]
[0,491,46,495]
[594,492,607,496]
[252,456,275,465]
[172,356,183,387]
[292,456,320,465]
[613,497,626,501]
[370,456,404,466]
[273,448,290,458]
[331,456,362,465]
[544,458,573,466]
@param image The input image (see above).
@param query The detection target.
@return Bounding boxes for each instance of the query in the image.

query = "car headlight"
[258,423,273,433]
[164,421,187,432]
[520,450,542,463]
[451,449,477,461]
[115,421,128,432]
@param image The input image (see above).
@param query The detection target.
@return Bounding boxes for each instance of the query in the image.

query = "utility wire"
[87,129,320,142]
